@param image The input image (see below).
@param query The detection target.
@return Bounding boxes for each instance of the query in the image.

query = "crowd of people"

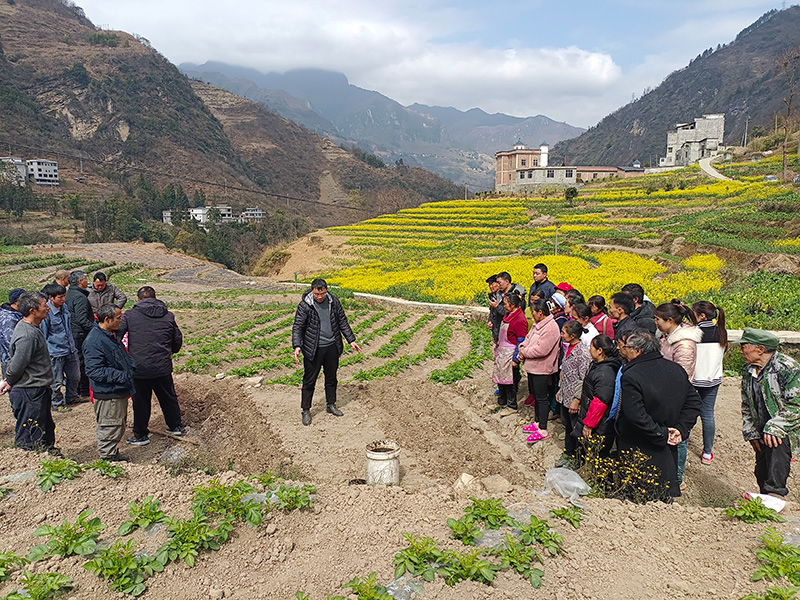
[487,263,800,499]
[0,270,183,462]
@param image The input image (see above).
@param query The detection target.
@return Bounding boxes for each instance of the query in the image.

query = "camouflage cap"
[732,327,779,350]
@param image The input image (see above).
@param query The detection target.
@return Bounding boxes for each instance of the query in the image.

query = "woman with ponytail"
[691,300,727,465]
[654,299,702,487]
[577,334,622,457]
[588,295,615,339]
[492,292,528,412]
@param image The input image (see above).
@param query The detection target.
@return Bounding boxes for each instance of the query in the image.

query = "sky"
[76,0,788,128]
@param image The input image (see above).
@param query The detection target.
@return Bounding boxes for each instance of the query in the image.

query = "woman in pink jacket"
[654,299,702,488]
[519,298,561,441]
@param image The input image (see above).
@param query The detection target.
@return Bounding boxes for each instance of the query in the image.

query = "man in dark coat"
[609,292,643,340]
[83,304,135,462]
[65,270,94,397]
[117,286,183,446]
[621,283,657,335]
[292,278,360,426]
[616,331,701,497]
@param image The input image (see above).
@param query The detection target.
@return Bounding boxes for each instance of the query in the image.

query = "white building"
[0,157,27,186]
[26,159,59,186]
[163,205,235,227]
[660,114,725,167]
[240,207,267,222]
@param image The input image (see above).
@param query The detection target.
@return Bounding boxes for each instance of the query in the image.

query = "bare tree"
[778,45,800,182]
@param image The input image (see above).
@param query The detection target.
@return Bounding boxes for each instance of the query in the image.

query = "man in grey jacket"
[0,292,57,451]
[88,271,127,313]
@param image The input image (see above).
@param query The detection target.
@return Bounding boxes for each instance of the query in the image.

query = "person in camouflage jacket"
[736,328,800,497]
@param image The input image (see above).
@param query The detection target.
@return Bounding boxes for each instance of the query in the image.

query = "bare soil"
[0,370,796,600]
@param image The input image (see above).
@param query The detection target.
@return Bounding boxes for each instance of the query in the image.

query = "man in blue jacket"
[0,288,25,376]
[83,304,135,462]
[40,283,80,413]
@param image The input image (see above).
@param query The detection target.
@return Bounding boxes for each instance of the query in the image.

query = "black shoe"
[126,435,150,446]
[302,410,312,426]
[166,427,183,436]
[507,403,518,411]
[326,404,343,417]
[108,452,131,462]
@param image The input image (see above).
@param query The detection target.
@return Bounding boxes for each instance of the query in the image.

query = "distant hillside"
[0,0,460,229]
[552,7,800,166]
[180,64,585,189]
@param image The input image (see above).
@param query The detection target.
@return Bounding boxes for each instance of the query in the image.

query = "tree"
[778,45,800,182]
[565,187,579,206]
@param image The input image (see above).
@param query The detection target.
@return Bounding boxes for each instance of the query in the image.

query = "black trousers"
[560,404,579,455]
[755,440,792,496]
[498,384,517,408]
[75,336,90,396]
[301,344,339,411]
[528,373,550,430]
[10,386,55,450]
[132,375,182,437]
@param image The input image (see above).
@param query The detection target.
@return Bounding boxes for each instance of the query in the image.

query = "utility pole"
[743,116,749,147]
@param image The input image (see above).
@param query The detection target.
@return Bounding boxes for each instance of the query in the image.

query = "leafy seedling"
[157,515,233,567]
[192,478,263,527]
[447,516,483,546]
[0,551,29,582]
[37,458,83,491]
[118,496,168,536]
[438,548,501,586]
[84,539,164,596]
[272,484,315,511]
[393,533,443,581]
[343,572,393,600]
[85,459,126,479]
[751,527,800,586]
[725,496,786,524]
[517,515,565,555]
[495,535,545,588]
[463,497,516,529]
[741,586,800,600]
[550,506,584,529]
[28,509,106,561]
[3,569,73,600]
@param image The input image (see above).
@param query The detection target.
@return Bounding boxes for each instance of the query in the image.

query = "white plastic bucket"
[365,440,401,485]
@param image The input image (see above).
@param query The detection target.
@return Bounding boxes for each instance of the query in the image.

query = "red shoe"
[524,394,535,406]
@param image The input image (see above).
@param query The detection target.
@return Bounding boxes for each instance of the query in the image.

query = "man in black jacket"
[117,286,183,446]
[621,283,657,335]
[616,331,701,497]
[292,279,360,426]
[65,270,93,397]
[83,304,135,462]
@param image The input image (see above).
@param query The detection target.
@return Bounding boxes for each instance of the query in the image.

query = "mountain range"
[179,63,585,189]
[552,7,800,166]
[0,0,461,228]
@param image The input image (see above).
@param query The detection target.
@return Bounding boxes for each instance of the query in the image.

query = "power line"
[0,138,375,213]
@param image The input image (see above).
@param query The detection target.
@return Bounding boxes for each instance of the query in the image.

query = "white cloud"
[75,0,782,127]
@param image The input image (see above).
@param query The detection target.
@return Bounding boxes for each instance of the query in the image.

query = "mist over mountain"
[181,63,585,189]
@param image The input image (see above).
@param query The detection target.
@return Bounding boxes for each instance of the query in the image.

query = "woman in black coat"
[576,335,622,457]
[615,331,701,497]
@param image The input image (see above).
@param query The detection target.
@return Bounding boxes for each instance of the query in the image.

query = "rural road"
[699,157,731,180]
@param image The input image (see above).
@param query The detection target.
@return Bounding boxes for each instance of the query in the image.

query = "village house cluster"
[161,205,268,228]
[0,157,60,186]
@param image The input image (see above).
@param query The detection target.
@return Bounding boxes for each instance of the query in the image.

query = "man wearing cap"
[0,288,25,376]
[737,328,800,497]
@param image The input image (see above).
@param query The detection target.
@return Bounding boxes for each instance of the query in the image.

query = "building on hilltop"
[495,141,549,188]
[25,159,59,186]
[239,207,267,222]
[494,142,644,193]
[0,157,27,186]
[659,114,725,167]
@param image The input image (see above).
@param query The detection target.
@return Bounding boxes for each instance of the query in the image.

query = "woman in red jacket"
[492,292,528,411]
[519,298,561,441]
